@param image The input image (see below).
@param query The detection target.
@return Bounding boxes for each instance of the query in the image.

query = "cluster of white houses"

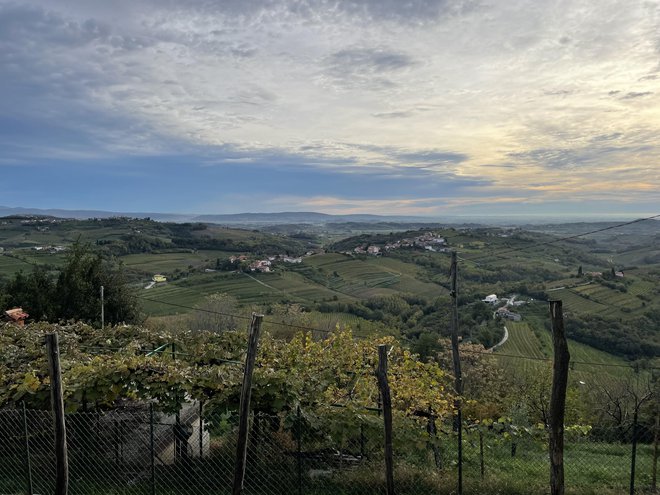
[482,293,524,321]
[349,232,448,256]
[229,253,305,273]
[31,245,67,253]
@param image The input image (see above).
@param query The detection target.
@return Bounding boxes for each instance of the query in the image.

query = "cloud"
[507,143,656,170]
[372,111,414,119]
[621,91,653,99]
[322,47,417,90]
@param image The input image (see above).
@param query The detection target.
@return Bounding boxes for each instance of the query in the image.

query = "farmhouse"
[153,274,167,283]
[250,260,271,272]
[482,294,498,304]
[495,307,522,321]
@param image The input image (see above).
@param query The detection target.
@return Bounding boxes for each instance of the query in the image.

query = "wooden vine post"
[450,251,463,495]
[46,333,69,495]
[377,344,395,495]
[548,301,570,495]
[232,313,263,495]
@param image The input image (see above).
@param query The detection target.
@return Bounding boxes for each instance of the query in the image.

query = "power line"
[134,294,369,339]
[135,295,252,321]
[459,347,660,370]
[462,214,660,264]
[74,345,245,365]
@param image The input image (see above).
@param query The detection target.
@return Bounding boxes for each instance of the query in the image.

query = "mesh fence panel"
[1,405,658,494]
[0,409,27,495]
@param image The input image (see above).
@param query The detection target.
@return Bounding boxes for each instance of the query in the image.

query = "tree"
[4,267,57,321]
[590,376,655,442]
[54,242,142,326]
[577,265,583,277]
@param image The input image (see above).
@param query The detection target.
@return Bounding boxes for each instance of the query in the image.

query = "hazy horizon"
[1,204,657,226]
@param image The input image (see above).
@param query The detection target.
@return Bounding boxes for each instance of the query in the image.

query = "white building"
[483,294,498,304]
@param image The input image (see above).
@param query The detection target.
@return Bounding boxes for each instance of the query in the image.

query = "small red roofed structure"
[3,307,29,326]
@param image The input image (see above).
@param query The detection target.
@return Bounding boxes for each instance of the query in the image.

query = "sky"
[1,0,659,218]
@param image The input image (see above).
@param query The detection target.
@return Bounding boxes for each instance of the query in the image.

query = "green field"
[0,254,34,277]
[122,250,233,275]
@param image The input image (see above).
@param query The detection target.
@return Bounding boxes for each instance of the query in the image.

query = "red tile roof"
[4,308,29,321]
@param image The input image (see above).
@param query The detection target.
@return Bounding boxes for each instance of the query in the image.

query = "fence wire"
[1,403,657,495]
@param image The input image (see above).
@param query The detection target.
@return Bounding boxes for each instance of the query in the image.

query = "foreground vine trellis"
[1,314,657,494]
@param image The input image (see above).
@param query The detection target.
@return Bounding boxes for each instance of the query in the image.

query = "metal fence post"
[297,405,303,495]
[630,408,639,495]
[22,402,34,495]
[479,429,485,480]
[150,404,156,495]
[360,424,365,459]
[199,401,204,460]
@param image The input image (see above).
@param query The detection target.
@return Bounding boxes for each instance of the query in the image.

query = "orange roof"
[4,308,29,321]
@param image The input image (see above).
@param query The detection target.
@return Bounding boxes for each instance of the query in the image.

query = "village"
[346,231,449,256]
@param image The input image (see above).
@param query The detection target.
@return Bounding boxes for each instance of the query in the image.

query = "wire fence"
[1,401,657,495]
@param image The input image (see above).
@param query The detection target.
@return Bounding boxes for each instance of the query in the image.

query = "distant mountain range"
[0,206,432,224]
[1,205,651,227]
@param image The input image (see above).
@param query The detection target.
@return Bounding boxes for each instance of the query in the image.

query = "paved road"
[489,325,509,351]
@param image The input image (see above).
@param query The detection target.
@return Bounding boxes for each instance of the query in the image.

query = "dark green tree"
[4,266,57,320]
[54,242,142,326]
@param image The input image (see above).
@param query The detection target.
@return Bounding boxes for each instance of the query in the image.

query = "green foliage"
[0,322,452,423]
[0,242,142,325]
[564,312,660,359]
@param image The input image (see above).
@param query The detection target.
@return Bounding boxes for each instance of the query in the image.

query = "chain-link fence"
[1,402,657,495]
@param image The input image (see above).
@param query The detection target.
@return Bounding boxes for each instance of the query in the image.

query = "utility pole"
[450,251,463,495]
[100,285,104,329]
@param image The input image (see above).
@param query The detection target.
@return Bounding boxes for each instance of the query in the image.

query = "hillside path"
[243,272,281,291]
[489,326,509,351]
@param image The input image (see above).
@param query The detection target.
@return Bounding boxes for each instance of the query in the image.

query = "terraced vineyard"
[121,250,232,275]
[496,317,638,387]
[301,253,446,298]
[548,277,652,318]
[140,273,285,314]
[140,269,360,316]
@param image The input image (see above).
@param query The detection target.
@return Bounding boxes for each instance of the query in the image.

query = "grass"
[1,436,652,495]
